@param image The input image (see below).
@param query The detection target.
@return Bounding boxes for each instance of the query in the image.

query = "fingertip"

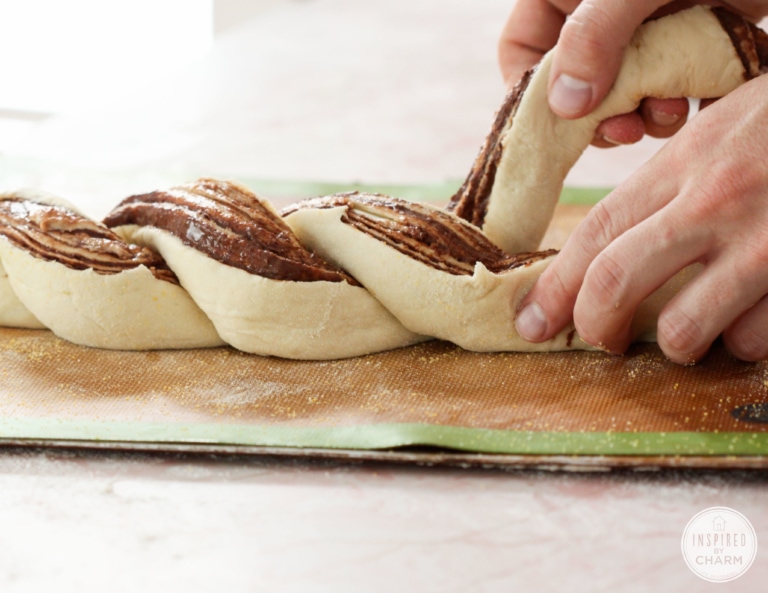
[659,343,710,366]
[595,112,645,146]
[573,311,633,356]
[656,307,713,365]
[643,97,689,119]
[515,267,581,344]
[515,300,549,342]
[641,97,689,139]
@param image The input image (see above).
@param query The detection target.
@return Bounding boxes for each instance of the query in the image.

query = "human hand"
[514,74,768,363]
[497,0,767,145]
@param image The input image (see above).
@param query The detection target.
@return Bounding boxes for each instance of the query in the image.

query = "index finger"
[514,161,678,343]
[498,0,577,88]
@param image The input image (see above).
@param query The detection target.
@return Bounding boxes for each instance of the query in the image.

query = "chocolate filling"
[284,192,556,276]
[0,198,177,283]
[104,178,358,284]
[713,7,768,78]
[446,68,533,228]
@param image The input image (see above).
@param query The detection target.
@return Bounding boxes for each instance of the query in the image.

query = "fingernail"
[549,74,592,117]
[599,134,630,146]
[515,302,548,342]
[649,109,680,127]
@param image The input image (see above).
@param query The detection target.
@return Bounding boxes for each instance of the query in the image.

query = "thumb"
[547,0,670,118]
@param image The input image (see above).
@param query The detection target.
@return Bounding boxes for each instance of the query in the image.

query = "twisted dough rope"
[104,180,424,358]
[0,182,423,357]
[0,189,223,350]
[0,6,765,358]
[449,5,768,253]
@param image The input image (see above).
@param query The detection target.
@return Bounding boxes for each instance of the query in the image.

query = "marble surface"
[1,1,766,591]
[1,448,767,593]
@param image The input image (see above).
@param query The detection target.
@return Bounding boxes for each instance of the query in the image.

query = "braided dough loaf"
[283,193,586,352]
[105,179,424,359]
[0,190,223,349]
[0,6,764,358]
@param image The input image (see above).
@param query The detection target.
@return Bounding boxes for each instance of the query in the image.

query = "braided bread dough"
[0,191,223,350]
[284,194,585,352]
[0,6,764,358]
[283,6,765,352]
[107,180,425,359]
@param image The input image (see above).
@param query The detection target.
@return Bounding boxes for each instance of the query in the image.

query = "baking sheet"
[0,187,765,469]
[0,327,766,468]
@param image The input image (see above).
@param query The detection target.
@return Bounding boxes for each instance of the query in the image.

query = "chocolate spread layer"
[104,178,357,284]
[284,192,556,276]
[713,7,768,78]
[0,197,177,283]
[446,69,533,229]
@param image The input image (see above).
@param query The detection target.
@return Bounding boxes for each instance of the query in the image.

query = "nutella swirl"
[712,7,768,78]
[0,196,176,283]
[104,179,358,285]
[283,192,556,276]
[446,69,532,228]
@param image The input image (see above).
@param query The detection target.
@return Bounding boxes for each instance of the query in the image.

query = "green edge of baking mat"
[0,419,766,455]
[235,178,611,206]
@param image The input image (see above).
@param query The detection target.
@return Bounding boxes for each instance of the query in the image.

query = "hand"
[515,74,768,363]
[497,0,766,145]
[540,0,768,118]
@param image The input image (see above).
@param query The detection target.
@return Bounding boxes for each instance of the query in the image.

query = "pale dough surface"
[0,239,224,350]
[0,262,44,329]
[286,205,587,352]
[118,224,425,360]
[286,204,703,353]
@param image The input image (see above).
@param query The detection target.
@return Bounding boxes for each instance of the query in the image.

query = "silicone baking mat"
[0,328,766,469]
[0,184,765,469]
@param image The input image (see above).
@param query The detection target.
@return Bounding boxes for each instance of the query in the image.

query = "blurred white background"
[0,0,213,115]
[0,0,217,152]
[0,0,678,217]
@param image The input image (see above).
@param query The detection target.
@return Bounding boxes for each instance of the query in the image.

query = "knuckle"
[744,244,768,272]
[579,200,620,250]
[559,16,611,68]
[534,258,579,324]
[584,252,629,307]
[692,173,748,219]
